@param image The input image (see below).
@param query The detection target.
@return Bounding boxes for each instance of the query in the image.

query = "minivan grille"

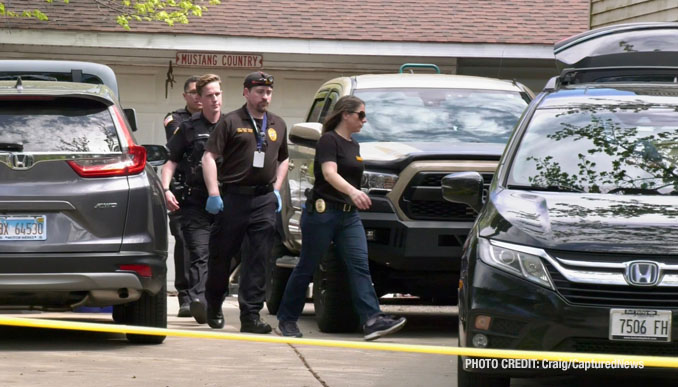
[399,172,492,221]
[544,260,678,308]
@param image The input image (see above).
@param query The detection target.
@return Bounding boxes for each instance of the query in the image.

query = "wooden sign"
[174,52,263,68]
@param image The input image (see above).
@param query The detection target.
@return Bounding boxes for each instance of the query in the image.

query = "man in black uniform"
[162,74,224,324]
[202,71,289,333]
[163,75,201,317]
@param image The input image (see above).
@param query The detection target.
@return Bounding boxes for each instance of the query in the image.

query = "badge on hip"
[315,198,326,213]
[253,150,265,168]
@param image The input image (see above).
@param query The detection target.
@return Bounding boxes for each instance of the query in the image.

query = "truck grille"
[399,172,492,221]
[544,260,678,308]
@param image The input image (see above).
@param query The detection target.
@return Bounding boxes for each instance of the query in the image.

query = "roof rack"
[557,66,678,87]
[398,63,440,74]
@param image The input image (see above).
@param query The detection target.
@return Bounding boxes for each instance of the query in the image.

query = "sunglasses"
[350,111,366,120]
[251,73,274,86]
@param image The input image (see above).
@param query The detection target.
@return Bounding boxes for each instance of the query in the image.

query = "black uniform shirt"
[164,107,192,141]
[167,112,224,163]
[205,104,289,186]
[313,130,364,205]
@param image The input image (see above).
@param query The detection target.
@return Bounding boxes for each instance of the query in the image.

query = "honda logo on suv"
[625,261,660,286]
[11,153,34,169]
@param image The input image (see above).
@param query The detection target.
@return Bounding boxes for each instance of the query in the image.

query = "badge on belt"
[315,198,326,213]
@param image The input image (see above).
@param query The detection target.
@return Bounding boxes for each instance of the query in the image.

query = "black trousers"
[206,191,276,320]
[180,203,213,303]
[169,210,190,306]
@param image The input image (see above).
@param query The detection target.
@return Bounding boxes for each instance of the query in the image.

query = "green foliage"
[0,0,220,29]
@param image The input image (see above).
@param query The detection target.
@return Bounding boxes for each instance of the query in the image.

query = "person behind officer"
[276,96,406,340]
[202,71,289,333]
[163,75,201,317]
[162,73,225,324]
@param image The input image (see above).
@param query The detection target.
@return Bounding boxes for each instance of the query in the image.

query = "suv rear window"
[0,98,120,153]
[353,88,529,143]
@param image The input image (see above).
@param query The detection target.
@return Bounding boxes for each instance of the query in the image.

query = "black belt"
[223,184,273,196]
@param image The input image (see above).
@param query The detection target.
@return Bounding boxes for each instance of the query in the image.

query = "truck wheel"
[313,249,360,333]
[266,264,292,315]
[124,285,167,344]
[266,238,293,315]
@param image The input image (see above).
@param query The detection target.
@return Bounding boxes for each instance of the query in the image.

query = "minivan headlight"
[361,171,398,193]
[478,238,553,289]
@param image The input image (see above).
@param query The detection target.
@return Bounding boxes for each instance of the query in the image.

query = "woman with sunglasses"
[276,96,406,340]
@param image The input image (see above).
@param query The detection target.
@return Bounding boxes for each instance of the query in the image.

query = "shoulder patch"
[163,115,174,127]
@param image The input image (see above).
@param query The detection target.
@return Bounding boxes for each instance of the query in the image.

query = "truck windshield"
[352,87,529,143]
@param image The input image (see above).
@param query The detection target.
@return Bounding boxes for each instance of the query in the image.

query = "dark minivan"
[445,23,678,386]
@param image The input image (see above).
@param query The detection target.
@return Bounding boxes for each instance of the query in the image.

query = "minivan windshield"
[508,102,678,195]
[0,98,120,153]
[353,88,529,143]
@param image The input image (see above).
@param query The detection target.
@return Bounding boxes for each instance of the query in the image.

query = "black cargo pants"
[180,193,214,303]
[205,191,276,320]
[169,210,190,307]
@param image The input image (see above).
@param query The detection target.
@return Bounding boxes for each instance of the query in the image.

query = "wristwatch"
[163,188,171,192]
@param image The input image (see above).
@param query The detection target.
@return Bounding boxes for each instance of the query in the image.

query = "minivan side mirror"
[441,172,484,212]
[289,122,323,148]
[124,108,138,132]
[143,144,168,167]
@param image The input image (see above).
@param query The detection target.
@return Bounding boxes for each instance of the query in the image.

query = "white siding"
[591,0,678,28]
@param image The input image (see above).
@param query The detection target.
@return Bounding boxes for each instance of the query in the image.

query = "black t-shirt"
[313,130,364,205]
[206,104,289,186]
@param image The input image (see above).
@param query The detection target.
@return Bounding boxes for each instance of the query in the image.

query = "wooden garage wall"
[591,0,678,28]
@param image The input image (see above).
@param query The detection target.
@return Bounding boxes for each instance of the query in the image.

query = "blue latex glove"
[274,189,282,213]
[205,195,223,214]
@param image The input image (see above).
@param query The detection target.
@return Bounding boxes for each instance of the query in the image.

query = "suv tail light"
[67,106,146,178]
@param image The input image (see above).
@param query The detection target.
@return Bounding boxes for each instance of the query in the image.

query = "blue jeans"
[277,208,381,325]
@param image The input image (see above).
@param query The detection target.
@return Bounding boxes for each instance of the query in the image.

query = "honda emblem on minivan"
[11,153,34,169]
[625,261,660,286]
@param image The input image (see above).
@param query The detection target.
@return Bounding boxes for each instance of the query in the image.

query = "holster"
[304,188,315,214]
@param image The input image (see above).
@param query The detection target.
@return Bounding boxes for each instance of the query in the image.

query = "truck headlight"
[361,171,398,194]
[478,238,553,289]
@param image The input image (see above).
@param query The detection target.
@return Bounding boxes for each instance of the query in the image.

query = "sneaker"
[240,317,272,334]
[177,304,191,318]
[276,321,303,338]
[363,313,407,341]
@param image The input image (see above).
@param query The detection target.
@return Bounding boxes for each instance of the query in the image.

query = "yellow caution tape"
[1,315,677,368]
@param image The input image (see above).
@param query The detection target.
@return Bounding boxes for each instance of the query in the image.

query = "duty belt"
[315,198,355,213]
[223,183,273,196]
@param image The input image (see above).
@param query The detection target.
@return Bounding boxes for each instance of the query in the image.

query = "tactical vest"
[166,108,192,195]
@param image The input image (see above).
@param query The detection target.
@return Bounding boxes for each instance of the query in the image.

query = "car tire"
[457,356,510,387]
[112,303,129,324]
[124,285,168,344]
[312,248,360,333]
